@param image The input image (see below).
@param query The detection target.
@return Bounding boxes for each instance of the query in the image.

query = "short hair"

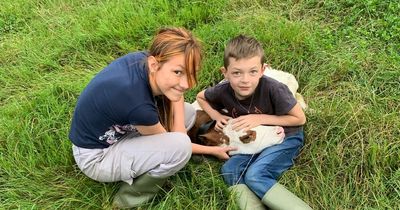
[223,35,265,69]
[149,27,202,89]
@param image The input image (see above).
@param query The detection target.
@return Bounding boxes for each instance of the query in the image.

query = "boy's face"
[222,56,265,100]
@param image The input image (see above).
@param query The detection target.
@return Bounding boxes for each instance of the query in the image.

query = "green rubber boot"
[229,184,266,210]
[112,173,168,209]
[262,183,312,210]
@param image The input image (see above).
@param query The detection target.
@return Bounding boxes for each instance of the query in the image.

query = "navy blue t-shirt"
[69,52,159,148]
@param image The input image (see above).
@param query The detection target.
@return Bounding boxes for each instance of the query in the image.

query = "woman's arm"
[192,143,236,160]
[135,123,166,135]
[171,96,186,133]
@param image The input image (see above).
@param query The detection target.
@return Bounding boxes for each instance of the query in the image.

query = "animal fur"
[264,65,307,110]
[222,119,285,155]
[188,110,285,155]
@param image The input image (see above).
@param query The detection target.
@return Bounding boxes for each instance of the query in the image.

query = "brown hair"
[223,35,265,69]
[149,27,202,131]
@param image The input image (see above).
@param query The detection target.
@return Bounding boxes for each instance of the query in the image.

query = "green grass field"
[1,0,399,209]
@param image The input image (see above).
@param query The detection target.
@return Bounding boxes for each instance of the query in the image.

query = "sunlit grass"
[1,0,399,209]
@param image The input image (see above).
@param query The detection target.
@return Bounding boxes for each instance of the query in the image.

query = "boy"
[196,35,312,209]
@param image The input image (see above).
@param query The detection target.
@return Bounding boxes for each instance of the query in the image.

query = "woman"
[69,27,210,208]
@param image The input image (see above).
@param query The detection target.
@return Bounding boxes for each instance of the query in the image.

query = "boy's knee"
[244,170,276,195]
[244,168,273,186]
[220,163,240,186]
[221,162,235,175]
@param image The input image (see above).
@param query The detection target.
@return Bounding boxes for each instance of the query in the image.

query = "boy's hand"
[214,115,231,132]
[231,114,261,131]
[211,146,237,160]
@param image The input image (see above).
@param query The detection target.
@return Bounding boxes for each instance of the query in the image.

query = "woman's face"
[149,54,189,101]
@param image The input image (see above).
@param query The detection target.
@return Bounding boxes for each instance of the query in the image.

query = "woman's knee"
[147,132,192,177]
[168,132,192,162]
[184,103,196,130]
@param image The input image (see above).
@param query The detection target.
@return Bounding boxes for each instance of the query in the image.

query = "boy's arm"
[196,90,231,131]
[195,90,237,159]
[196,90,221,120]
[231,103,306,131]
[263,102,306,125]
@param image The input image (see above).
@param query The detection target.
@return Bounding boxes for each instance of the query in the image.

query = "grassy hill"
[1,0,399,209]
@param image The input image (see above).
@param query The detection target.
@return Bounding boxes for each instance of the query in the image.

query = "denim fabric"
[221,130,304,198]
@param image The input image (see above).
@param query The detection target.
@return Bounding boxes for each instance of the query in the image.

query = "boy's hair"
[149,27,202,131]
[223,35,265,69]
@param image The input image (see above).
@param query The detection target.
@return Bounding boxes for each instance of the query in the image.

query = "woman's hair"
[223,34,265,69]
[149,27,202,131]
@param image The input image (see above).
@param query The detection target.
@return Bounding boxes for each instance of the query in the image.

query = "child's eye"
[232,72,241,76]
[250,70,258,75]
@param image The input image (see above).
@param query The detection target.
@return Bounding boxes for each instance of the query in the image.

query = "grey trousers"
[72,103,196,184]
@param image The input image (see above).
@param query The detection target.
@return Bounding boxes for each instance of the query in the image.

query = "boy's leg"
[220,154,256,186]
[222,155,265,210]
[229,184,266,210]
[262,182,312,210]
[243,131,304,198]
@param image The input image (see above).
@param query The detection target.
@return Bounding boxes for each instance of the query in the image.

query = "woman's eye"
[232,72,241,76]
[174,70,183,75]
[250,70,258,75]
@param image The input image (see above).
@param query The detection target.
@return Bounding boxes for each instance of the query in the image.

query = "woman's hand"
[210,146,237,160]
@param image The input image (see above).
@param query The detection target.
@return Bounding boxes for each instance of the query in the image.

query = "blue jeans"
[221,130,304,198]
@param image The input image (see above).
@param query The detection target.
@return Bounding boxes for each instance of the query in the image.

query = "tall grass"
[1,0,399,209]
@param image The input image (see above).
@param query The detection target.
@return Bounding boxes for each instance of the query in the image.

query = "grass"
[1,0,399,209]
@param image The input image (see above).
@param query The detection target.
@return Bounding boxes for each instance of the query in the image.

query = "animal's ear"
[198,133,208,145]
[199,131,224,146]
[197,135,205,143]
